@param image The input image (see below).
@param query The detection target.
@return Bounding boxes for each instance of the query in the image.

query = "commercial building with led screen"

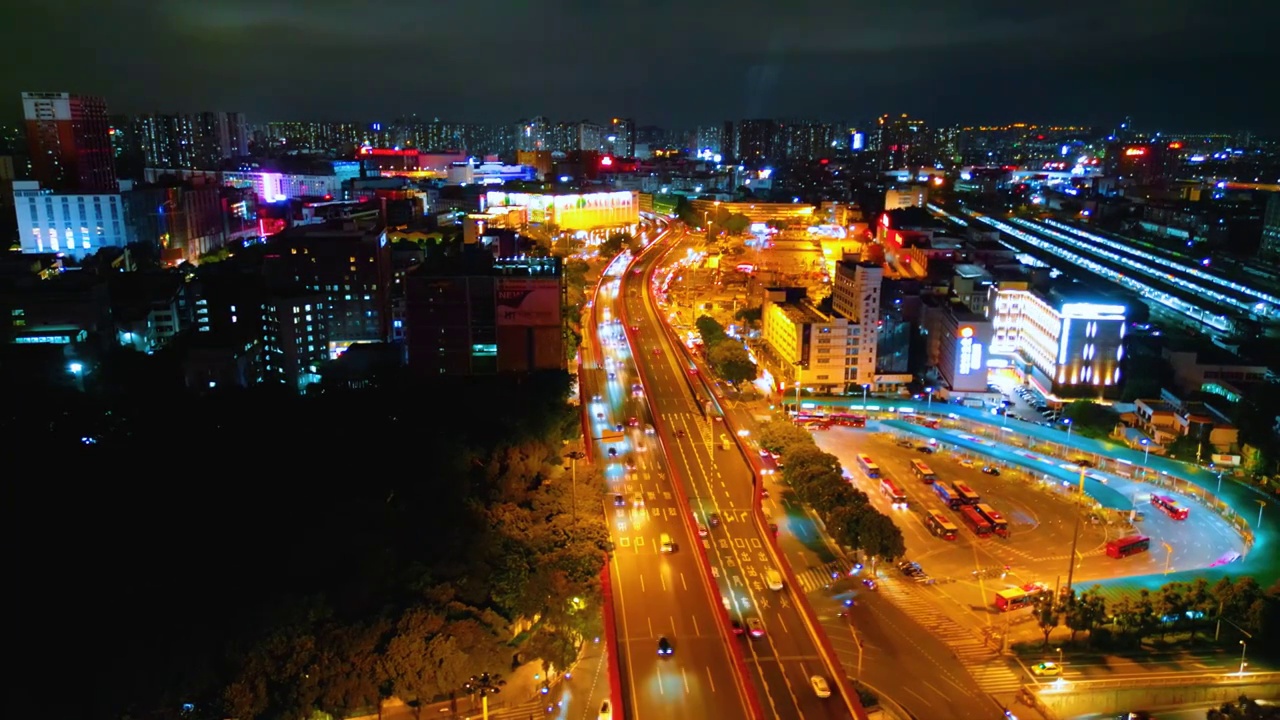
[986,282,1127,397]
[483,190,638,232]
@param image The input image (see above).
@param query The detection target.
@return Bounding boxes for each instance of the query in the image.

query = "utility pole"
[1063,512,1081,600]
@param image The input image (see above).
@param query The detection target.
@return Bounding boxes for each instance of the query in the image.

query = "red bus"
[925,512,958,540]
[958,505,993,537]
[910,460,938,484]
[831,413,867,428]
[1106,535,1151,559]
[880,477,908,509]
[857,454,881,479]
[974,503,1009,537]
[994,583,1050,611]
[1150,494,1189,520]
[952,482,980,505]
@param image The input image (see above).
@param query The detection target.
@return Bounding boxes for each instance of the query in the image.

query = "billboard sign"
[497,277,560,327]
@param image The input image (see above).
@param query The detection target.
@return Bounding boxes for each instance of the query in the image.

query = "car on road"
[898,561,923,577]
[632,493,645,507]
[607,447,617,457]
[598,700,612,720]
[607,371,616,379]
[591,394,603,402]
[613,494,625,507]
[676,428,686,438]
[657,637,673,656]
[982,466,1000,476]
[730,619,744,635]
[862,578,877,590]
[628,417,639,427]
[660,533,675,553]
[959,458,975,468]
[596,412,605,420]
[708,512,721,528]
[696,524,708,537]
[625,457,636,469]
[810,675,831,698]
[745,618,765,637]
[916,445,935,454]
[644,423,655,435]
[1031,661,1061,677]
[896,439,914,448]
[614,423,624,432]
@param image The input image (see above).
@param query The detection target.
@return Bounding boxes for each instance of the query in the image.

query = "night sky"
[4,0,1279,131]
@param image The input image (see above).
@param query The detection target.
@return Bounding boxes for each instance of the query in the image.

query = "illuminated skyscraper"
[606,117,635,158]
[22,91,117,193]
[876,114,928,171]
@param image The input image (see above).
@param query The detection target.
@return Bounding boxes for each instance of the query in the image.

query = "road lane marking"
[640,574,645,592]
[681,667,690,694]
[921,680,948,698]
[680,573,688,591]
[671,616,678,636]
[660,573,667,591]
[705,666,716,692]
[647,617,654,638]
[691,614,700,636]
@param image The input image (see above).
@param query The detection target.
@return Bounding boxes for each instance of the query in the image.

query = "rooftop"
[772,298,834,326]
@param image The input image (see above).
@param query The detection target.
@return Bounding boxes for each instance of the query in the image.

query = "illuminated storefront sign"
[958,326,983,375]
[1060,302,1126,319]
[1124,147,1147,156]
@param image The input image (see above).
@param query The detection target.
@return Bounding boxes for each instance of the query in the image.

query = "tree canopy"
[5,370,607,720]
[759,419,906,562]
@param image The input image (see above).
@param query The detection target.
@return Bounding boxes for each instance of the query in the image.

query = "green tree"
[674,196,700,227]
[1034,594,1061,648]
[734,305,763,329]
[781,446,841,480]
[1061,400,1119,439]
[707,341,757,386]
[723,212,751,235]
[695,315,728,347]
[1156,582,1190,638]
[860,511,905,563]
[598,231,634,258]
[756,419,812,455]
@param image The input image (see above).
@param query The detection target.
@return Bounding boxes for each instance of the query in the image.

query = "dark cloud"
[1,0,1276,130]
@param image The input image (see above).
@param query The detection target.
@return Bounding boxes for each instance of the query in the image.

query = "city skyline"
[3,0,1279,132]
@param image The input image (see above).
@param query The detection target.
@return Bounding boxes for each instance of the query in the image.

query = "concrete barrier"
[1035,673,1280,718]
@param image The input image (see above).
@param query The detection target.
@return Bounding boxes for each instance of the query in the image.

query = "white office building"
[13,180,129,259]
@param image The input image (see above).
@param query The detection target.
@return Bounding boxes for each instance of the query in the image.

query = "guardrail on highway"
[646,236,871,720]
[1036,671,1280,692]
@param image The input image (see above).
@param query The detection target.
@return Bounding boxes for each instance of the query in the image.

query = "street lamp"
[1063,417,1073,442]
[924,386,934,416]
[1239,640,1248,675]
[861,383,869,410]
[464,672,505,720]
[1140,438,1151,476]
[565,451,586,524]
[1257,499,1266,528]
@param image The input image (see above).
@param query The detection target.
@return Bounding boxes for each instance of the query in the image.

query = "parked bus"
[1106,535,1151,559]
[857,454,881,479]
[831,413,867,428]
[958,505,993,537]
[880,477,908,509]
[910,460,938,484]
[925,512,959,540]
[933,482,962,509]
[974,503,1009,538]
[952,482,980,505]
[994,583,1050,611]
[1150,494,1189,520]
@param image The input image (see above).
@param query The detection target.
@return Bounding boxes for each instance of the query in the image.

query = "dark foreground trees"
[6,370,606,720]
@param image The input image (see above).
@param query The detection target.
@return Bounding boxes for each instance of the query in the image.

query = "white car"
[810,675,831,698]
[598,700,612,720]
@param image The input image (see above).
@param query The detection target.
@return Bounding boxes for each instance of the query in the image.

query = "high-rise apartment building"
[1261,193,1280,261]
[736,119,777,164]
[133,111,249,170]
[876,114,929,171]
[831,260,883,386]
[22,91,117,193]
[606,118,635,158]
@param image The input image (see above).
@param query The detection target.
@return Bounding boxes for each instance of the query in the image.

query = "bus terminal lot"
[813,426,1244,628]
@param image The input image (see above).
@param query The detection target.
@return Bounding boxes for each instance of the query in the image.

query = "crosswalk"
[792,560,851,594]
[878,579,1025,694]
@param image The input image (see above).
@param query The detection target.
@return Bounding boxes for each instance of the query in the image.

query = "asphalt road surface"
[621,230,855,720]
[584,235,756,720]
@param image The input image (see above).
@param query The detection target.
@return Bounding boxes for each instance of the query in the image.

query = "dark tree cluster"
[755,420,906,562]
[1032,577,1280,652]
[694,315,758,386]
[5,370,607,720]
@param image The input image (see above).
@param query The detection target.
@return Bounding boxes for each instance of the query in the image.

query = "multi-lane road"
[586,224,862,719]
[584,227,756,720]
